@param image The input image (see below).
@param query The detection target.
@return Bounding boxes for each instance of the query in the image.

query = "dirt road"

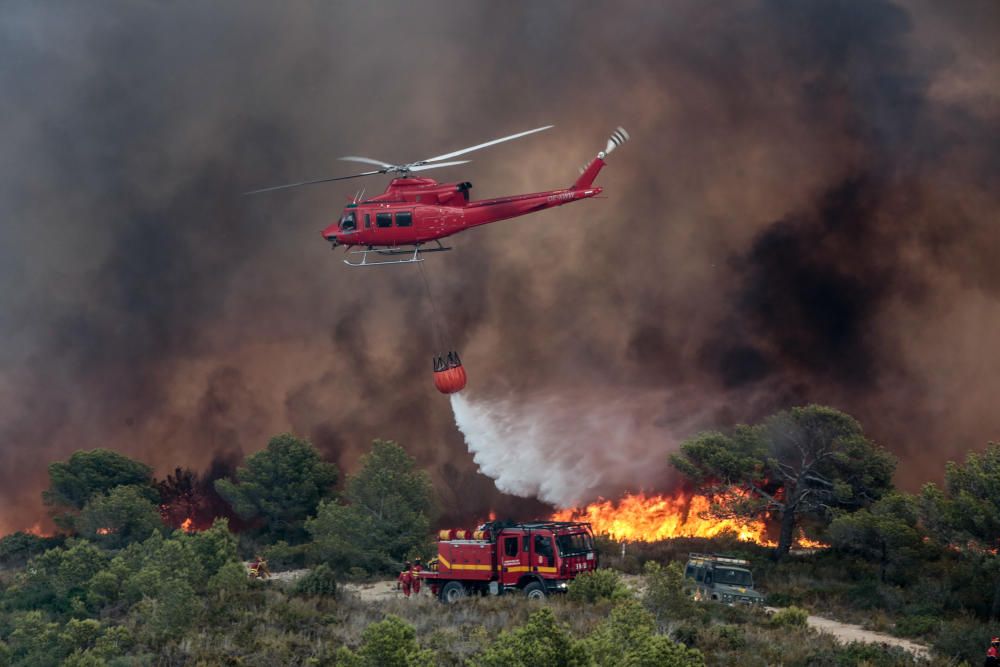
[766,607,930,659]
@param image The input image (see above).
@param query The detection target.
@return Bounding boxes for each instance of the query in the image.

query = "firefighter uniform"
[397,564,413,598]
[986,637,1000,667]
[410,559,423,595]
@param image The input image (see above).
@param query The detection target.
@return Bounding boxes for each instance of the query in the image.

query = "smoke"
[451,389,732,507]
[1,1,999,532]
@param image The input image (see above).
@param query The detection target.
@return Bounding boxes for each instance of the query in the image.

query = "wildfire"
[552,491,826,548]
[96,527,113,535]
[180,517,194,533]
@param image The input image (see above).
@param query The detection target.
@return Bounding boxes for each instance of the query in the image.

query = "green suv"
[684,553,764,606]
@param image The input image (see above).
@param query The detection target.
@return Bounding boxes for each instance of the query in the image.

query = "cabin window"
[395,212,412,227]
[504,537,518,558]
[695,567,705,583]
[365,213,371,229]
[376,213,392,228]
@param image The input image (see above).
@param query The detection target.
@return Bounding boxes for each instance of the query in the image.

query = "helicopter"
[245,125,629,266]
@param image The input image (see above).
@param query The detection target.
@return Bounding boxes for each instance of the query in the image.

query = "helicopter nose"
[321,226,339,245]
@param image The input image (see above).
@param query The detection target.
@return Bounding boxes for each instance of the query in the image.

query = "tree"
[307,440,434,573]
[583,599,704,667]
[43,449,154,531]
[77,486,164,549]
[214,433,338,542]
[828,492,923,583]
[475,607,589,667]
[336,615,434,667]
[920,442,1000,618]
[671,405,895,559]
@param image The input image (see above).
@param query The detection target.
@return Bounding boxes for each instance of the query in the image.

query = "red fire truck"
[417,521,599,602]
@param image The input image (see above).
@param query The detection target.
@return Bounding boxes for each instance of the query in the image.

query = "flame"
[552,491,827,548]
[96,527,113,535]
[488,510,497,521]
[180,517,194,533]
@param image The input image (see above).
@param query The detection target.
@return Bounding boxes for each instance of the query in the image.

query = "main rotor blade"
[242,169,383,195]
[338,156,397,169]
[419,125,553,164]
[408,160,470,172]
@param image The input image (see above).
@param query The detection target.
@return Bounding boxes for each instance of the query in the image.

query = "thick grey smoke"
[1,1,999,533]
[451,390,724,507]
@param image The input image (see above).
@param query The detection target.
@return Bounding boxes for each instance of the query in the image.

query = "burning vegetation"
[551,491,825,548]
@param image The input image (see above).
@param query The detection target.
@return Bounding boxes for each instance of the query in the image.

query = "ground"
[257,566,932,659]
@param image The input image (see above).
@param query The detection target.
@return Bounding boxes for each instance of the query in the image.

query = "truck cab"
[684,553,764,606]
[419,521,598,602]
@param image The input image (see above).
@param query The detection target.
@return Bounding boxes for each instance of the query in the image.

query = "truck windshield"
[714,567,752,587]
[556,532,593,556]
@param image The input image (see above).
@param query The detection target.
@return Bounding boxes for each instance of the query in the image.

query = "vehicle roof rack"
[688,552,751,567]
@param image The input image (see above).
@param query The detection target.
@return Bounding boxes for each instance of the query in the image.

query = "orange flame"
[96,527,113,535]
[180,517,194,533]
[552,491,826,548]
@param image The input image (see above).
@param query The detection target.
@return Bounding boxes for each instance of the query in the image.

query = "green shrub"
[583,599,704,667]
[770,606,808,627]
[475,607,589,667]
[709,623,745,649]
[892,613,938,639]
[567,568,628,603]
[932,615,993,664]
[264,540,308,570]
[643,560,695,622]
[294,564,338,597]
[338,614,434,667]
[671,623,701,647]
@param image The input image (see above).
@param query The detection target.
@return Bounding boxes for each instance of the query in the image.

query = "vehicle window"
[395,212,412,227]
[365,213,371,229]
[685,564,694,579]
[714,567,753,587]
[704,571,713,585]
[695,567,705,583]
[504,537,518,558]
[340,212,356,231]
[534,535,553,558]
[376,213,392,228]
[556,532,592,556]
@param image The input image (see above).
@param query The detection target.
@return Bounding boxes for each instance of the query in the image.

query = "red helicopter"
[246,125,629,266]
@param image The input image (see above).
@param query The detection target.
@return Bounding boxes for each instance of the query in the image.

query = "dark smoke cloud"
[1,1,998,532]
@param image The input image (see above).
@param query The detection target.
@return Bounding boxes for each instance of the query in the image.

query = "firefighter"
[986,637,1000,667]
[248,554,270,579]
[397,561,413,598]
[410,558,423,595]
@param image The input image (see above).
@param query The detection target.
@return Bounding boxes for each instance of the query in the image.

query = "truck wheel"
[523,581,547,600]
[439,581,466,603]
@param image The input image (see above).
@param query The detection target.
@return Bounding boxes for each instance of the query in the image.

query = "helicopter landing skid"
[343,241,452,267]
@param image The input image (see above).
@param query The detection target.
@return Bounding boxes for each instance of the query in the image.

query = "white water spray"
[450,389,710,508]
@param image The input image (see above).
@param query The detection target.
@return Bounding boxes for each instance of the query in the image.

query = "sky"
[1,0,998,533]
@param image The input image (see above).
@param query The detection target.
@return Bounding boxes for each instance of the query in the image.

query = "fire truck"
[417,521,598,602]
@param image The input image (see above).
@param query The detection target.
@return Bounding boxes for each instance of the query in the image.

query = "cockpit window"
[340,212,356,231]
[556,532,594,556]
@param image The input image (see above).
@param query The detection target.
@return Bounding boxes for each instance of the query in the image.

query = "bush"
[892,613,938,638]
[770,606,809,627]
[293,564,338,597]
[263,540,308,570]
[475,607,589,667]
[339,614,434,667]
[567,568,628,603]
[583,599,704,667]
[643,560,695,622]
